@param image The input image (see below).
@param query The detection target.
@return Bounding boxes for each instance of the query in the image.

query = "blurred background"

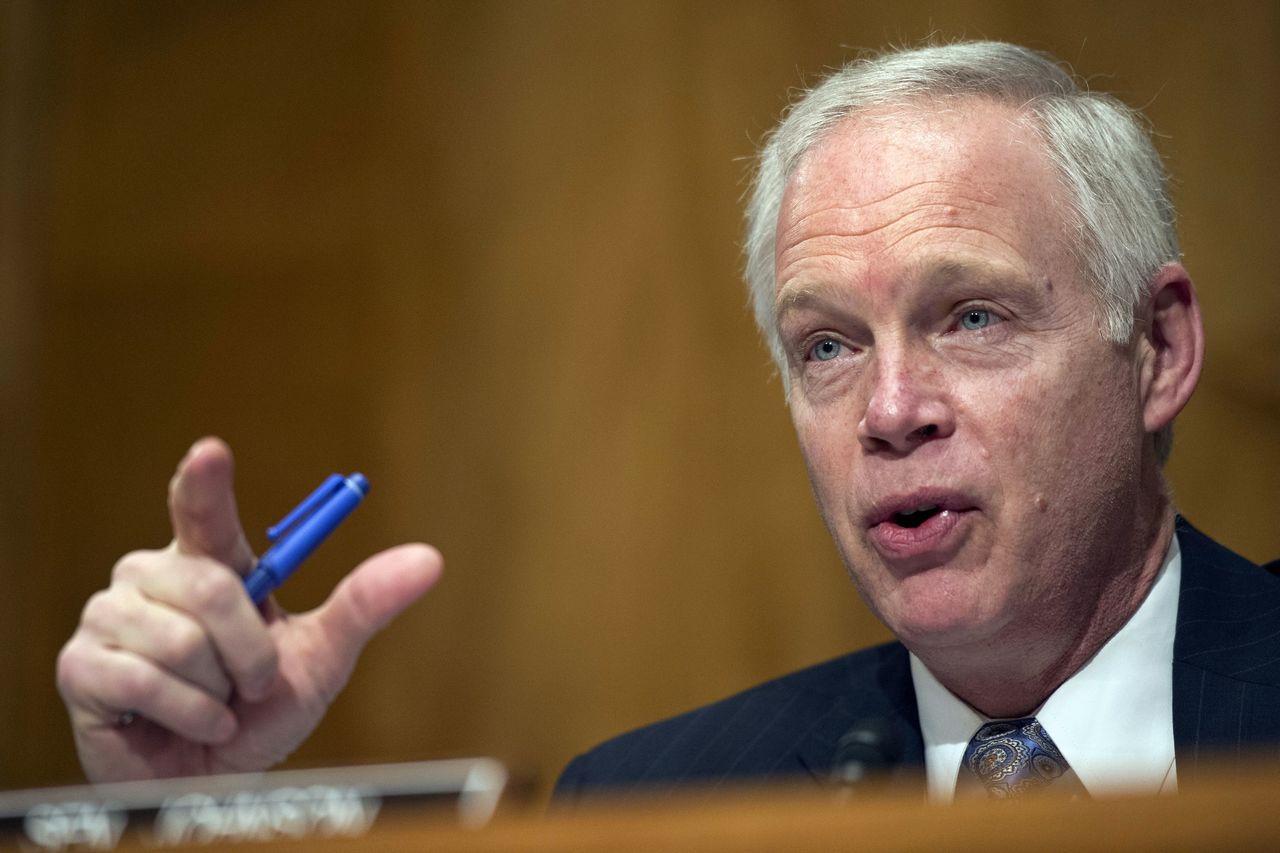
[2,0,1277,800]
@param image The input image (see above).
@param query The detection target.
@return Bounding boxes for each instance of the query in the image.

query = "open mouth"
[865,491,976,560]
[891,505,943,529]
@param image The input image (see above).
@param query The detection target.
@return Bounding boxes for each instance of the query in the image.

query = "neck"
[917,493,1177,719]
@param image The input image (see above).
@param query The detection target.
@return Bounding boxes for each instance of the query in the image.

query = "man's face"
[773,101,1150,656]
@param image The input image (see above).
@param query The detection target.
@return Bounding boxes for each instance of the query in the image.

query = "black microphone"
[829,718,902,788]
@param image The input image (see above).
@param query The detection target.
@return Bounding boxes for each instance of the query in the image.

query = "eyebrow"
[916,258,1026,291]
[774,281,842,320]
[774,257,1032,320]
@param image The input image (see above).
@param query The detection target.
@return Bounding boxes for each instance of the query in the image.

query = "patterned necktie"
[961,717,1078,799]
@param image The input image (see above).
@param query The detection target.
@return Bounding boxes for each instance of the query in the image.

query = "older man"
[58,41,1278,800]
[554,41,1279,800]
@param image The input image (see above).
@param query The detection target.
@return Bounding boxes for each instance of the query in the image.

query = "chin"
[891,611,991,649]
[879,576,1008,650]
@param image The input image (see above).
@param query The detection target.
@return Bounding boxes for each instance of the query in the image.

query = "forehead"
[784,99,1066,222]
[775,99,1078,298]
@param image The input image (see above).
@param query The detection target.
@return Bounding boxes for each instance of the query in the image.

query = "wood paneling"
[4,0,1277,797]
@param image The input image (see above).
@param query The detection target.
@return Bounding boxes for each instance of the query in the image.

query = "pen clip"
[267,474,344,542]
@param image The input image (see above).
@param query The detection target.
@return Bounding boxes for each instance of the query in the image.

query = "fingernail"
[213,713,237,743]
[247,672,275,702]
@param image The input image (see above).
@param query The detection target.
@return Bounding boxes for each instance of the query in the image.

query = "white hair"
[743,41,1179,459]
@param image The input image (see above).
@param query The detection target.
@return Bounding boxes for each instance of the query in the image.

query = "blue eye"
[959,309,995,331]
[811,338,843,361]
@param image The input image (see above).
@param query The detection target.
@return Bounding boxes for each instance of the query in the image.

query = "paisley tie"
[961,717,1081,798]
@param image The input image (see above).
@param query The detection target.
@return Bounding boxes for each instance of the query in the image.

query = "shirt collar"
[910,532,1181,801]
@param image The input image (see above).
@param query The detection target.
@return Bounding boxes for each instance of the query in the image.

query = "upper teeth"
[915,504,938,513]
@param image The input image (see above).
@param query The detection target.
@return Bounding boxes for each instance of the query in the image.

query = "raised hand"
[56,437,442,783]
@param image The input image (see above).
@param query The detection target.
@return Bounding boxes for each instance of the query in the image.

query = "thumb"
[168,436,256,572]
[310,543,444,659]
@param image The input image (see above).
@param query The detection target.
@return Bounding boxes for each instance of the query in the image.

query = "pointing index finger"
[168,437,256,574]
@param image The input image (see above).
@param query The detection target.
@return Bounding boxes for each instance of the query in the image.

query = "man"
[556,41,1280,801]
[57,41,1279,800]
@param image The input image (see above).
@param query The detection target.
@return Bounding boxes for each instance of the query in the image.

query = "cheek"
[791,394,848,468]
[795,422,847,507]
[790,403,862,524]
[958,369,1055,468]
[984,353,1141,505]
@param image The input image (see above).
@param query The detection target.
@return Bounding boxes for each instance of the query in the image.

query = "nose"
[856,348,955,454]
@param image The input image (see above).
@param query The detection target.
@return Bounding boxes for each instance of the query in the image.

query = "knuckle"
[188,567,239,615]
[116,660,159,700]
[164,620,208,669]
[80,590,123,632]
[54,640,90,698]
[110,550,155,584]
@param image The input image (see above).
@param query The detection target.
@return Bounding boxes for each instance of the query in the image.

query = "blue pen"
[243,473,370,604]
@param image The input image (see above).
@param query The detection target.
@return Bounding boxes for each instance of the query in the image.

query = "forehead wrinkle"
[879,222,1028,260]
[785,177,977,226]
[777,201,1028,286]
[779,204,918,248]
[779,200,968,258]
[779,178,1007,253]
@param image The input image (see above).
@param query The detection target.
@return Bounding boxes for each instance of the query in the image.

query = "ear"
[1138,263,1204,435]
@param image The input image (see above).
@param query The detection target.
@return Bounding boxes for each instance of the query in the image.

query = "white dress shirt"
[910,534,1181,802]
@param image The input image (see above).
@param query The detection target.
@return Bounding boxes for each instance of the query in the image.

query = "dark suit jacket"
[555,519,1280,799]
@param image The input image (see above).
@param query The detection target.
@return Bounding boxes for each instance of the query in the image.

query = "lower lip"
[868,509,971,564]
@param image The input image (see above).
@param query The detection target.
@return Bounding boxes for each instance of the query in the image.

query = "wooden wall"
[3,0,1277,798]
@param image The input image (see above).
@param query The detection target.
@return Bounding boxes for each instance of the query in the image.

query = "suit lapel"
[793,642,925,789]
[1172,517,1280,782]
